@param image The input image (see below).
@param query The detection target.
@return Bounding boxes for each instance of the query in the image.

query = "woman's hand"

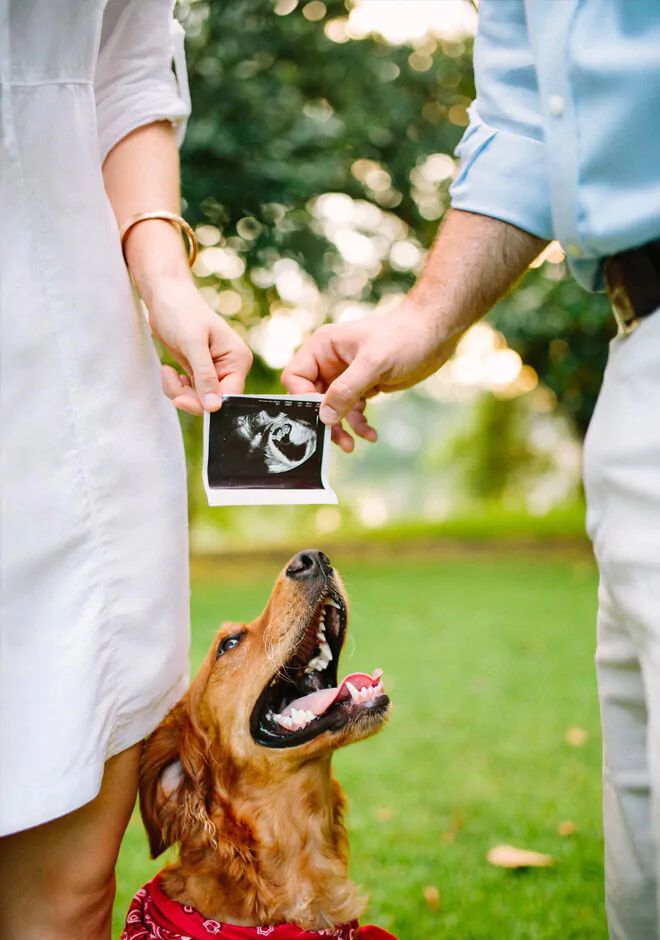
[101,123,253,415]
[148,277,253,415]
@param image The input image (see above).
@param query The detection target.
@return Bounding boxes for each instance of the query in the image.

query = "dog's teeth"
[375,681,383,694]
[288,708,315,731]
[319,641,332,662]
[326,598,341,609]
[305,654,327,673]
[346,681,359,701]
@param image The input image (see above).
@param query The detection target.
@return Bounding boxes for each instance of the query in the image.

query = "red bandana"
[122,875,398,940]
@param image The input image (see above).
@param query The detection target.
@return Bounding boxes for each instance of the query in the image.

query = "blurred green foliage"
[176,0,613,449]
[443,393,551,503]
[490,272,613,437]
[180,0,472,293]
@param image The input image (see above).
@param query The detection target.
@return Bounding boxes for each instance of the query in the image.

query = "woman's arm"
[103,122,252,413]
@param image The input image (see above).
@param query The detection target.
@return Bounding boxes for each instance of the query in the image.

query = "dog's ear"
[140,699,215,858]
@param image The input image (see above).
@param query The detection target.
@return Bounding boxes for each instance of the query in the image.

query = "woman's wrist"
[124,217,193,302]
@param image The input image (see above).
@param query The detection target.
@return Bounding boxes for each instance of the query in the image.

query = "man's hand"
[282,210,546,451]
[282,300,456,452]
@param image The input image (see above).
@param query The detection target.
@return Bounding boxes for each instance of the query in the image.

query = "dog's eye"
[216,634,242,659]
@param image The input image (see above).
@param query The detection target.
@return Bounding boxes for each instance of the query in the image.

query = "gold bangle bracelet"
[119,210,199,268]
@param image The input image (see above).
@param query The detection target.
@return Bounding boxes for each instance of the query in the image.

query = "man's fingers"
[346,405,378,442]
[331,423,355,453]
[186,333,223,411]
[281,345,321,395]
[320,354,382,425]
[282,372,319,395]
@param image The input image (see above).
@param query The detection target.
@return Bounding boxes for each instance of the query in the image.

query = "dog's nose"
[286,550,333,580]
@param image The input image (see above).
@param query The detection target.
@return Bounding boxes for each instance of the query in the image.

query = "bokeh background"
[115,2,611,936]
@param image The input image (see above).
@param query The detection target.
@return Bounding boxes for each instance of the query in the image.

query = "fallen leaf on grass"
[557,820,577,837]
[423,886,441,910]
[565,726,589,747]
[440,810,465,844]
[487,844,554,869]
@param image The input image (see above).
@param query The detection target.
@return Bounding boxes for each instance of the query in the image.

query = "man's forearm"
[409,209,548,340]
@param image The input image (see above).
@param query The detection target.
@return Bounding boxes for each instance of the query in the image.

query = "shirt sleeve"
[449,0,553,240]
[95,0,191,164]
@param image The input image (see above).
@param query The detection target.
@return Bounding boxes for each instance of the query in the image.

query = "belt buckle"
[605,265,639,336]
[611,294,640,336]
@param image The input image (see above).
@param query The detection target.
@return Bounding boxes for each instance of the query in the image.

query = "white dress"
[0,0,192,835]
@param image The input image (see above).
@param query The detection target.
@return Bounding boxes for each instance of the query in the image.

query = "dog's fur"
[140,554,389,931]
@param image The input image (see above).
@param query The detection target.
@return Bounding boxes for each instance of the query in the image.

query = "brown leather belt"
[604,237,660,335]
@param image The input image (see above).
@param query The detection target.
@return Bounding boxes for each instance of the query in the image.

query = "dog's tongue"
[281,669,383,719]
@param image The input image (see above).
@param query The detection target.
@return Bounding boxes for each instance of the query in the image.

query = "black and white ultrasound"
[204,395,337,505]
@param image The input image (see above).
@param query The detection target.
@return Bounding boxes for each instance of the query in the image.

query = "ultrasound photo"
[203,395,337,506]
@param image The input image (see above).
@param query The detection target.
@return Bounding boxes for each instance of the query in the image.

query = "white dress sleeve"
[95,0,191,163]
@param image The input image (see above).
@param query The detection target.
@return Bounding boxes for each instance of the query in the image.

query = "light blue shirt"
[449,0,660,291]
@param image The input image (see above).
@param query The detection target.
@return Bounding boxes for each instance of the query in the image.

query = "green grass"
[113,553,605,939]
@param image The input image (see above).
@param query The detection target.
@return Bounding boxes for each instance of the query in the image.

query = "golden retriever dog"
[122,550,396,940]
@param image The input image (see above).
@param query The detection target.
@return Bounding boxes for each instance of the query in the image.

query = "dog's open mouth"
[251,592,389,748]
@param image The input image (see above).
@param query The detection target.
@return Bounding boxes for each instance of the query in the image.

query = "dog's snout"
[286,550,332,581]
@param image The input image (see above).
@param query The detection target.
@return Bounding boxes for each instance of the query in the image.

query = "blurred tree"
[489,268,613,438]
[179,0,472,284]
[442,392,552,504]
[176,0,612,443]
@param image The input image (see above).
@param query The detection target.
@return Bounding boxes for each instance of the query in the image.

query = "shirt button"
[549,95,564,116]
[566,242,583,258]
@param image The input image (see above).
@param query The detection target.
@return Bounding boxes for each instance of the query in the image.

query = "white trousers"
[584,309,660,940]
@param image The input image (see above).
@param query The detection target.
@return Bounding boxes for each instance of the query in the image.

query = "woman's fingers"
[184,330,223,411]
[216,345,253,398]
[173,394,204,416]
[161,364,187,399]
[163,320,255,414]
[161,364,202,415]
